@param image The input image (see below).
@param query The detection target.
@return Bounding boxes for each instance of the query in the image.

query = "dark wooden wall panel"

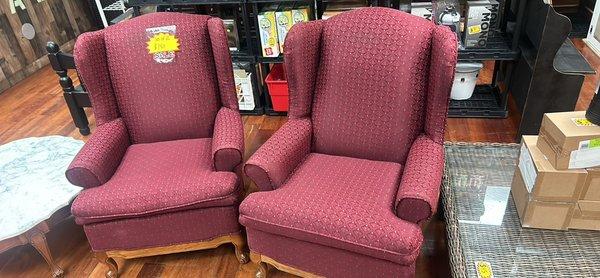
[0,0,94,93]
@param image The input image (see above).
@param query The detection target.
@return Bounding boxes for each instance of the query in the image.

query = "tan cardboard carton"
[511,168,575,230]
[580,169,600,201]
[569,201,600,231]
[577,200,600,218]
[537,111,600,170]
[518,136,587,202]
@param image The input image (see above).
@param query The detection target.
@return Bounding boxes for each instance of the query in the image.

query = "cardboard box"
[569,201,600,230]
[463,0,500,48]
[578,200,600,218]
[511,168,575,230]
[518,136,588,202]
[410,2,433,20]
[234,67,255,111]
[258,6,280,57]
[581,169,600,201]
[537,111,600,170]
[275,4,293,53]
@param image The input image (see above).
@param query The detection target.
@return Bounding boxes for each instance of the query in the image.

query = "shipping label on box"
[537,111,600,170]
[518,136,587,202]
[258,9,280,57]
[410,2,433,20]
[463,0,499,48]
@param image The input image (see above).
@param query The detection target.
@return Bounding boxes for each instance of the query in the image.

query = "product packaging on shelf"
[463,0,500,48]
[518,136,588,202]
[223,19,239,51]
[275,4,293,53]
[291,3,311,25]
[234,67,255,111]
[537,111,600,170]
[258,5,280,57]
[411,2,433,20]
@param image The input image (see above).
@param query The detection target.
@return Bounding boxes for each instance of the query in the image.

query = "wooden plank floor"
[0,39,598,278]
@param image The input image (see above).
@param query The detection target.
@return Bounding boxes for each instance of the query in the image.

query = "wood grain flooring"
[0,39,598,278]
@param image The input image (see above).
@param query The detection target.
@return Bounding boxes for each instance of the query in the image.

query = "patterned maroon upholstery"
[212,107,244,171]
[244,118,311,191]
[72,138,242,225]
[84,206,241,251]
[241,8,456,277]
[68,12,244,251]
[66,118,130,188]
[241,153,423,264]
[247,229,416,277]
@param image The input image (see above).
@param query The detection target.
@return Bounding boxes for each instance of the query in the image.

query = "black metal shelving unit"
[126,0,527,118]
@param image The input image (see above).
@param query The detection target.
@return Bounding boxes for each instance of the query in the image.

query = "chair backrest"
[75,12,237,144]
[287,8,441,164]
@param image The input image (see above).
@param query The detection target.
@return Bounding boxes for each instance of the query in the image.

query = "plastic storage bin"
[265,64,289,112]
[451,62,483,100]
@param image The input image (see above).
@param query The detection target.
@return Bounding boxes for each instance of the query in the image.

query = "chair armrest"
[212,107,244,171]
[395,135,444,223]
[425,25,457,144]
[244,118,312,191]
[65,118,130,188]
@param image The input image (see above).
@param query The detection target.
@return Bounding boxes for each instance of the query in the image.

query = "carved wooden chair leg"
[94,252,119,278]
[28,232,64,278]
[250,252,268,278]
[231,234,249,264]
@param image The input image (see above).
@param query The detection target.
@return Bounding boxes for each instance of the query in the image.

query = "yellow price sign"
[572,118,596,127]
[469,25,482,35]
[147,33,180,54]
[475,261,494,278]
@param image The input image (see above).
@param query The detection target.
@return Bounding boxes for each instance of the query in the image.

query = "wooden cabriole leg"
[27,231,64,278]
[94,252,119,278]
[250,252,268,278]
[231,234,250,264]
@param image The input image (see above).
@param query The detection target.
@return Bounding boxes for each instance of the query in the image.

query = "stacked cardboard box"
[512,111,600,231]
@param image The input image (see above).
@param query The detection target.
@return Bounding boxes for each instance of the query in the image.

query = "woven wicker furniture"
[443,142,600,277]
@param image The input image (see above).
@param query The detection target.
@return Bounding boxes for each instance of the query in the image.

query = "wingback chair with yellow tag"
[66,13,247,278]
[240,8,458,278]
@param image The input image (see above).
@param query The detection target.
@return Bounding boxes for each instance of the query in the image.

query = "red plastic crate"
[265,64,289,112]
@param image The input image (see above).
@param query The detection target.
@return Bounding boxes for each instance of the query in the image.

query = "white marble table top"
[0,136,83,241]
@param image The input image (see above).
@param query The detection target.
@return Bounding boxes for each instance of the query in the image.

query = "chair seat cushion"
[239,153,423,265]
[72,138,241,225]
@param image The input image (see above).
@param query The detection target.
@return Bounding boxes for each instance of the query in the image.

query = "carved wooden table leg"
[28,232,64,278]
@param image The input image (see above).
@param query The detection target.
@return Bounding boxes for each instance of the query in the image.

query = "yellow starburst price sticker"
[475,261,494,278]
[147,33,180,54]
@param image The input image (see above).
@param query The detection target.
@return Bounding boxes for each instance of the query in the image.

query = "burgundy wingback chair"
[240,8,457,278]
[66,13,247,277]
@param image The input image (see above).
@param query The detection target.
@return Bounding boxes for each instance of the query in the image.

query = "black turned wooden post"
[46,41,90,136]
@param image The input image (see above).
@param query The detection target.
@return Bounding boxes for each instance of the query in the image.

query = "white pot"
[450,62,483,100]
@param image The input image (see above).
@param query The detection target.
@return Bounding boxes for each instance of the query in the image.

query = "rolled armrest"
[244,118,312,191]
[212,107,244,171]
[395,135,445,223]
[66,118,130,188]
